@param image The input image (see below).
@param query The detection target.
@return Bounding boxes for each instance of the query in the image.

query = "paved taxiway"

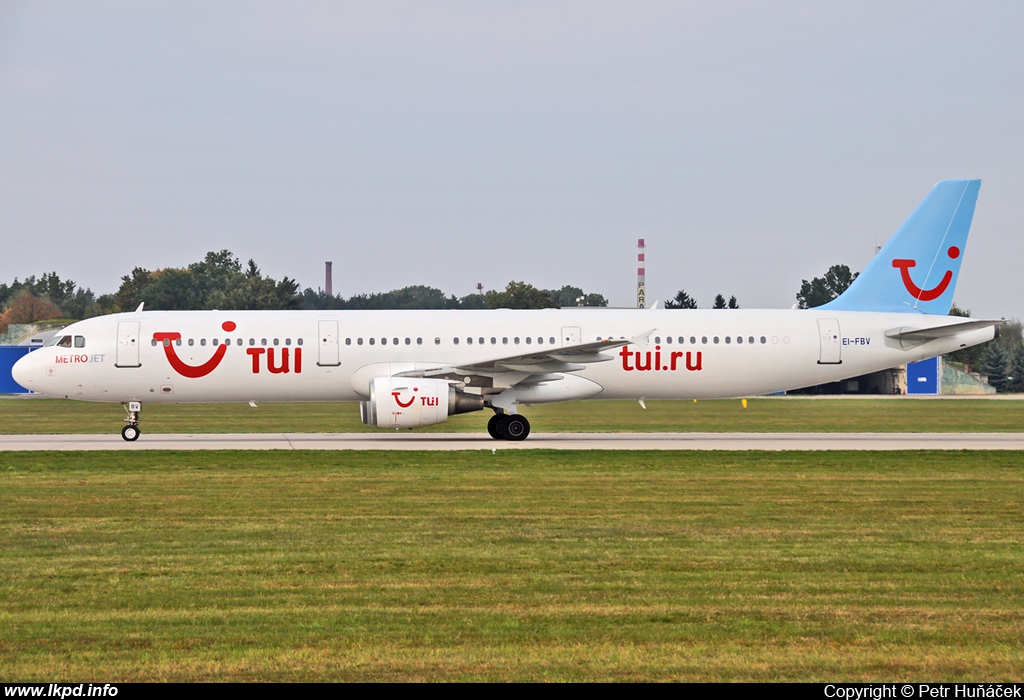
[3,432,1024,450]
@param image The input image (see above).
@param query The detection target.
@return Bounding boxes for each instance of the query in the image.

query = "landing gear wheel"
[500,414,530,441]
[487,414,506,440]
[121,401,142,441]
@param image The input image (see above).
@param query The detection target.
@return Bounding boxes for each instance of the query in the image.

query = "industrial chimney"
[636,239,646,308]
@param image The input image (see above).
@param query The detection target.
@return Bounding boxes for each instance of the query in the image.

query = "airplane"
[12,179,1000,442]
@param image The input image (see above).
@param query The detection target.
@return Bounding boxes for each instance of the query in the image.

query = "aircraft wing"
[394,333,652,387]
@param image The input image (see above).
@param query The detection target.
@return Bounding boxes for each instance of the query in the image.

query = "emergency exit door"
[817,318,842,365]
[317,320,340,367]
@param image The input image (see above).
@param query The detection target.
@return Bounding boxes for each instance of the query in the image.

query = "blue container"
[907,356,940,395]
[0,346,33,393]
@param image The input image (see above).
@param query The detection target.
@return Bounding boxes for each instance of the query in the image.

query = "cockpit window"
[56,335,72,348]
[74,336,86,348]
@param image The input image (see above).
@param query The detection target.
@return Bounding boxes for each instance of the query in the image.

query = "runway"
[3,432,1024,450]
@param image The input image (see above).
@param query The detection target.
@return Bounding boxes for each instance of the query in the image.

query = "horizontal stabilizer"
[885,319,1002,342]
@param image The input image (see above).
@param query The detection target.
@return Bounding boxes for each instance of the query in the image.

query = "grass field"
[1,449,1022,681]
[2,396,1024,435]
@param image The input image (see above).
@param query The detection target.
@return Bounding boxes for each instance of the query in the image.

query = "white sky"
[1,1,1022,319]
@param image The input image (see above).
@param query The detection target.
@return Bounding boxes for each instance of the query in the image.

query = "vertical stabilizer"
[822,179,980,314]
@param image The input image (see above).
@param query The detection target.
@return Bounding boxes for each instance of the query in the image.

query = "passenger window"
[163,338,171,347]
[537,337,543,345]
[713,337,719,344]
[478,337,484,345]
[655,336,661,344]
[358,338,364,346]
[213,339,220,347]
[150,339,157,347]
[393,338,399,345]
[297,338,303,346]
[435,337,441,345]
[417,338,423,345]
[503,337,508,345]
[249,338,255,346]
[737,336,743,344]
[273,338,279,346]
[491,337,497,345]
[175,339,182,346]
[454,338,460,345]
[467,337,473,345]
[690,337,696,344]
[286,338,292,346]
[345,338,351,345]
[200,339,207,346]
[665,336,672,344]
[188,339,194,347]
[549,337,555,345]
[725,336,731,344]
[761,336,767,344]
[701,337,707,344]
[405,338,411,345]
[261,338,267,346]
[382,338,387,345]
[514,337,520,345]
[369,338,375,345]
[526,337,532,345]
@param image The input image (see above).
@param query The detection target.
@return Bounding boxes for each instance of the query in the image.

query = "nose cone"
[11,351,36,391]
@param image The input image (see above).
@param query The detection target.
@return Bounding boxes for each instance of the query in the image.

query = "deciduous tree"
[0,291,61,333]
[487,281,559,309]
[797,265,859,309]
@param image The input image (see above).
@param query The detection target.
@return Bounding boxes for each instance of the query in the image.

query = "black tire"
[501,414,530,441]
[121,425,141,442]
[487,414,506,440]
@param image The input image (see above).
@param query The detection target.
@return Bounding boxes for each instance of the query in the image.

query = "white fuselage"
[13,308,995,404]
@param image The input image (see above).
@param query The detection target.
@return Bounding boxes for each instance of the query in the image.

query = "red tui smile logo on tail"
[892,246,960,301]
[153,321,235,378]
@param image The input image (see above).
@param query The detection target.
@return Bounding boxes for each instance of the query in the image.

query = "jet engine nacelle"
[359,376,484,429]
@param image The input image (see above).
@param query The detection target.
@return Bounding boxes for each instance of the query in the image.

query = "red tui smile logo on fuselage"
[892,246,960,302]
[153,321,235,378]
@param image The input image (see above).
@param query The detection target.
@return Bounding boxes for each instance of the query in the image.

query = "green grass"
[2,396,1024,435]
[1,450,1022,681]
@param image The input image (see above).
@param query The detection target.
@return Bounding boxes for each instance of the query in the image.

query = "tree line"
[0,251,609,333]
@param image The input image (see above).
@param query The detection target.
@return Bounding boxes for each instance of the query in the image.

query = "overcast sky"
[2,1,1022,320]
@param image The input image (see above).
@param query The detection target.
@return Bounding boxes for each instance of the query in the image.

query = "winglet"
[630,328,657,350]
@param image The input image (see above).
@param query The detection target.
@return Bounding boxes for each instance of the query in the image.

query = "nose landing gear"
[121,401,141,441]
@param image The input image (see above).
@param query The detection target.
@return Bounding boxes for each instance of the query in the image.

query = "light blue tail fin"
[822,179,981,314]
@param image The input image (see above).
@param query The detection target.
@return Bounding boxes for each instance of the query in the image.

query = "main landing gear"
[121,401,141,442]
[487,412,530,441]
